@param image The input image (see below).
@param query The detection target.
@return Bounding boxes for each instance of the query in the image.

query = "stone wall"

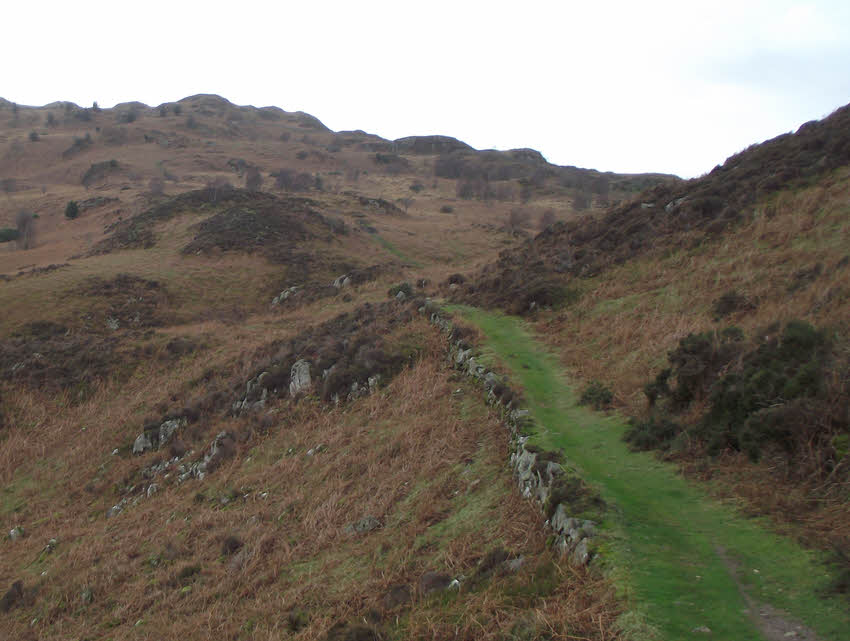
[426,307,601,567]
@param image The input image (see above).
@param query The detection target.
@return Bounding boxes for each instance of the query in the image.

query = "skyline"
[3,0,849,178]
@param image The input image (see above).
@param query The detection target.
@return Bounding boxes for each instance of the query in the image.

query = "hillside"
[451,104,850,568]
[1,94,849,641]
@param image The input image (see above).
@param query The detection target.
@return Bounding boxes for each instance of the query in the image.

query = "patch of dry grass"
[0,316,622,640]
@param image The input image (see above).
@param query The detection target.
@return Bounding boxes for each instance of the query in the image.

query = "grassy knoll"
[452,304,850,641]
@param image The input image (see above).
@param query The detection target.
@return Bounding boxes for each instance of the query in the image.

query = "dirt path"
[454,306,848,641]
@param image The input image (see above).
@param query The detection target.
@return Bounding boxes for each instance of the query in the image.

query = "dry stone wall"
[426,306,601,567]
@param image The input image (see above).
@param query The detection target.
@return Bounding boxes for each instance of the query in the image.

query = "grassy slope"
[453,305,849,640]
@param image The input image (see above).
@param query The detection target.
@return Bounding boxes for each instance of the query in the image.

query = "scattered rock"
[106,504,123,519]
[345,515,381,535]
[289,359,312,396]
[692,625,712,634]
[504,556,525,573]
[570,539,590,566]
[80,587,93,605]
[272,285,300,305]
[132,432,153,455]
[332,275,351,289]
[158,418,185,447]
[8,526,24,541]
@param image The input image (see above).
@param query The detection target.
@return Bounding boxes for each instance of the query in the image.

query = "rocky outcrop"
[271,286,299,305]
[427,306,602,566]
[132,417,187,455]
[289,359,312,396]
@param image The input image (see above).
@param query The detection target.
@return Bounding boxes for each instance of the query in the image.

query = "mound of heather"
[90,189,337,256]
[456,103,850,314]
[180,195,340,263]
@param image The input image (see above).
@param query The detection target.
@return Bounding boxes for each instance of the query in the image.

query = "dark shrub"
[387,282,413,298]
[578,381,613,410]
[221,535,243,556]
[636,320,844,464]
[624,416,682,452]
[712,290,755,319]
[64,200,80,219]
[440,205,454,213]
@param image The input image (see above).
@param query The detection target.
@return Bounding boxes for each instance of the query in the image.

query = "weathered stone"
[132,432,153,455]
[571,538,590,566]
[549,503,571,534]
[272,285,299,305]
[553,534,569,558]
[106,504,123,519]
[483,372,499,390]
[345,515,381,535]
[503,556,525,573]
[513,448,537,490]
[454,348,472,365]
[8,526,24,541]
[368,374,381,392]
[158,418,184,447]
[395,290,406,301]
[581,520,597,538]
[81,587,93,605]
[289,359,312,396]
[147,483,159,498]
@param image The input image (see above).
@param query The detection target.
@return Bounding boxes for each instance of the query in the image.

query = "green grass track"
[452,305,849,641]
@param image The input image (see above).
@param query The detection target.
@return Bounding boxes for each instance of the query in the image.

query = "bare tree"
[16,211,35,250]
[245,166,263,192]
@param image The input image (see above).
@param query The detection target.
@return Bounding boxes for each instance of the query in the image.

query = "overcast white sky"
[3,0,849,177]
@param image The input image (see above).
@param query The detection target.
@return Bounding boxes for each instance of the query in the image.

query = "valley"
[0,95,847,640]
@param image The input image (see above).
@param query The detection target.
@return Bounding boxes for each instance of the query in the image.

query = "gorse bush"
[630,321,848,472]
[65,200,79,219]
[578,381,613,410]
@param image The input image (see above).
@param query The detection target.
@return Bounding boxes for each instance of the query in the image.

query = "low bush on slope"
[627,321,849,477]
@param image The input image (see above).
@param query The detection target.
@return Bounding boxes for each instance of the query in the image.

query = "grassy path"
[453,306,849,641]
